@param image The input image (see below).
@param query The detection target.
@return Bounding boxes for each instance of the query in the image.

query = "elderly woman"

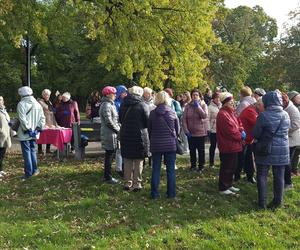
[237,97,265,183]
[236,86,256,116]
[0,96,13,177]
[37,89,58,154]
[183,89,208,172]
[216,92,244,195]
[55,92,80,128]
[149,91,180,199]
[99,86,120,184]
[179,91,191,154]
[119,86,149,191]
[208,92,221,168]
[253,91,290,209]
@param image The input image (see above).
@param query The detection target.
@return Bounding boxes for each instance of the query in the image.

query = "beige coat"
[0,110,12,148]
[38,98,58,127]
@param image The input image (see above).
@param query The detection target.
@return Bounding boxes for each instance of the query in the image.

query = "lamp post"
[22,36,31,87]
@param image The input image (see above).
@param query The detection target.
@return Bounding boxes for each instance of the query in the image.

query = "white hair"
[143,87,153,94]
[154,91,172,106]
[42,89,51,96]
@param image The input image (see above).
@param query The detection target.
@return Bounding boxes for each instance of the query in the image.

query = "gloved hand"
[185,132,192,138]
[8,122,12,127]
[63,110,70,116]
[193,100,200,108]
[35,126,42,132]
[241,131,246,140]
[27,128,37,138]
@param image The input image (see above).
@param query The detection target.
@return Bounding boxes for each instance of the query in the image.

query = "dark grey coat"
[99,97,120,151]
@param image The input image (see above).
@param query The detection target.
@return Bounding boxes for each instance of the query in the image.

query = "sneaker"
[32,169,40,176]
[219,189,235,195]
[123,186,131,191]
[284,184,293,190]
[229,186,240,192]
[197,167,204,173]
[247,177,256,184]
[175,164,178,170]
[190,167,197,172]
[0,173,4,178]
[209,164,215,168]
[0,171,7,175]
[104,177,119,184]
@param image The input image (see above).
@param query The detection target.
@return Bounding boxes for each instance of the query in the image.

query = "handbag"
[254,115,284,156]
[161,116,184,155]
[10,106,33,132]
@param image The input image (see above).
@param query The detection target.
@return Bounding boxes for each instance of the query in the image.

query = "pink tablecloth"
[37,129,72,150]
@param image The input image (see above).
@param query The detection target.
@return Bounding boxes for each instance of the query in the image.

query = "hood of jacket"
[101,96,114,105]
[21,95,37,105]
[116,85,127,100]
[122,94,142,106]
[262,91,283,108]
[155,103,172,115]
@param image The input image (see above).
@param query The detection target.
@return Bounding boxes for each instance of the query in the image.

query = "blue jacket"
[148,104,180,153]
[114,85,127,114]
[253,91,290,166]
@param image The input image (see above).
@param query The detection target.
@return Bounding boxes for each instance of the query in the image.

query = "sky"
[225,0,300,35]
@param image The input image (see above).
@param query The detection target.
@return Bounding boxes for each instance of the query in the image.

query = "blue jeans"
[151,152,176,199]
[256,164,285,207]
[20,140,38,177]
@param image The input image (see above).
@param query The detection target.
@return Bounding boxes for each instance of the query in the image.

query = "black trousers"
[209,133,217,166]
[284,147,295,185]
[104,150,115,181]
[38,144,51,153]
[188,136,205,169]
[291,147,300,174]
[0,147,7,171]
[219,152,238,191]
[235,145,255,180]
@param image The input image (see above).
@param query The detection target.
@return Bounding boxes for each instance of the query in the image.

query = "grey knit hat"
[288,91,299,101]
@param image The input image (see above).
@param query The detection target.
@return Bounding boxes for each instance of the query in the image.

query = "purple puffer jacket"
[148,104,180,153]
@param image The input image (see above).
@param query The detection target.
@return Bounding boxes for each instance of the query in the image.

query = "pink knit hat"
[102,86,117,96]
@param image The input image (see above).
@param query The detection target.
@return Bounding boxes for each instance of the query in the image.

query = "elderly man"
[143,87,156,112]
[17,86,45,180]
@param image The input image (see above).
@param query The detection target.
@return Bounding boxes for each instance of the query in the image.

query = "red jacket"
[55,100,80,128]
[216,106,243,153]
[239,105,258,145]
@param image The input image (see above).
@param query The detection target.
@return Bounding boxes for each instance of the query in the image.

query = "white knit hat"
[129,86,143,97]
[62,92,71,101]
[18,86,33,97]
[219,92,233,105]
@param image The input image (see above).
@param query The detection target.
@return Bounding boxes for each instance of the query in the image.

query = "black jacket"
[119,94,150,159]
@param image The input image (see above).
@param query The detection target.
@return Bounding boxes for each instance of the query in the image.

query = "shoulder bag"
[254,115,285,156]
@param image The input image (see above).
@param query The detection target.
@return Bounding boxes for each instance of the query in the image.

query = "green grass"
[0,154,299,249]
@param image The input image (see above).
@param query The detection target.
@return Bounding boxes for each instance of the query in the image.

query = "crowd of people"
[0,84,299,209]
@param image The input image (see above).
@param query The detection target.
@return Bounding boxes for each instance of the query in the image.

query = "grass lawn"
[0,153,299,249]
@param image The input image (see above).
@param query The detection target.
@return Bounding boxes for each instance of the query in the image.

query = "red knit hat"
[102,86,117,96]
